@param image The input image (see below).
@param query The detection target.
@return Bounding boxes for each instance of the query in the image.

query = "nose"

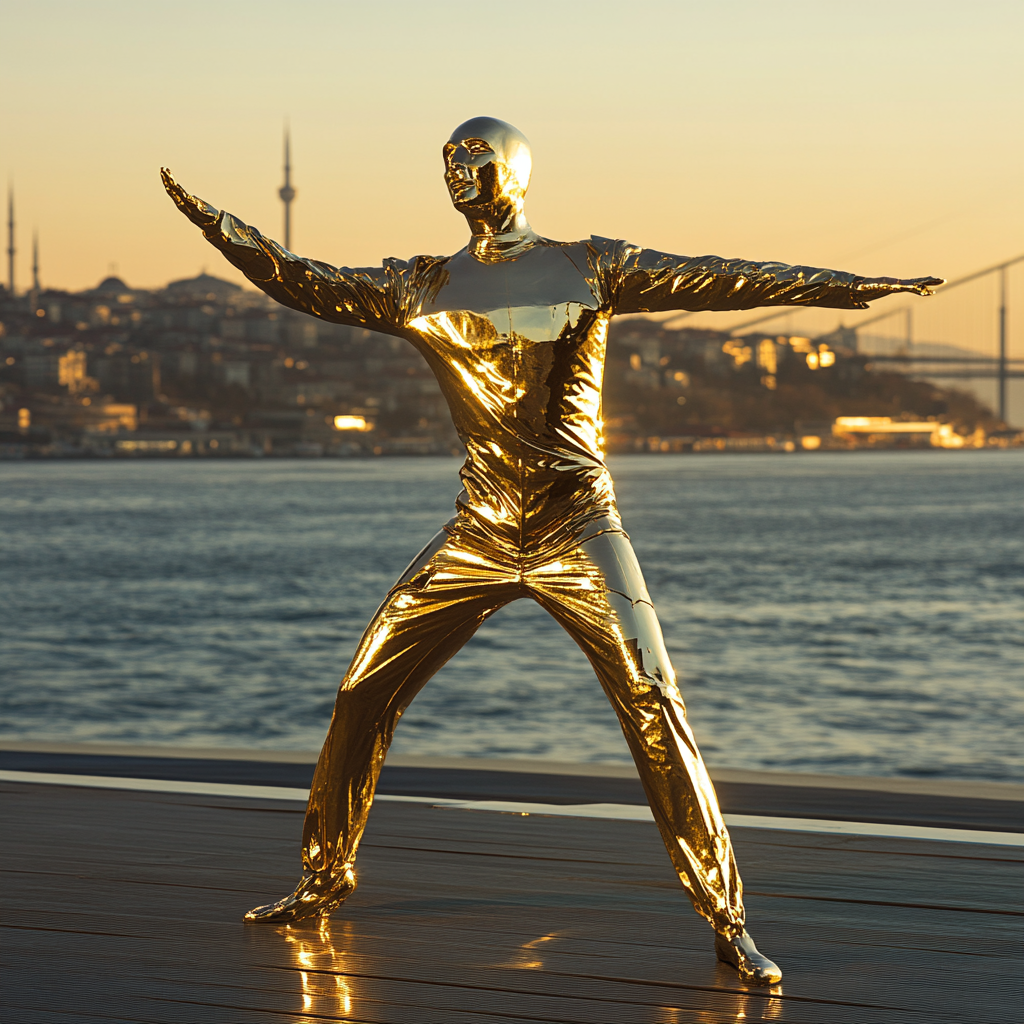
[446,155,472,179]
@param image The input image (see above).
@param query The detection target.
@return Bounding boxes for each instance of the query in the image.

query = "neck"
[462,203,537,262]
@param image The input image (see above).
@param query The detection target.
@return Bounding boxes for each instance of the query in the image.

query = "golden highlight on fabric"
[163,115,938,985]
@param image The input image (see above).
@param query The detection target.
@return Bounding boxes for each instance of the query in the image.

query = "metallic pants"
[302,517,744,935]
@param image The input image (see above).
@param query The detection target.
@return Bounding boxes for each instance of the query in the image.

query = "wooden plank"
[2,782,1021,1024]
[4,751,1023,829]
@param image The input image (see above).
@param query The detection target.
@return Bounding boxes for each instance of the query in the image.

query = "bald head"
[443,116,533,214]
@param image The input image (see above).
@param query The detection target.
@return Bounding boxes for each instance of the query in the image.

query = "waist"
[454,453,618,547]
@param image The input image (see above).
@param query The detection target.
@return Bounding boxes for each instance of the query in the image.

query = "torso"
[405,240,619,551]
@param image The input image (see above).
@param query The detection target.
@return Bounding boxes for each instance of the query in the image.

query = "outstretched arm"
[161,169,446,333]
[601,241,942,315]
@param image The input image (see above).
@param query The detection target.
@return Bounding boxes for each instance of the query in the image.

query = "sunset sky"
[2,0,1022,364]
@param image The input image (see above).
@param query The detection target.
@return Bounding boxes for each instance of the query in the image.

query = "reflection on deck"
[2,775,1021,1023]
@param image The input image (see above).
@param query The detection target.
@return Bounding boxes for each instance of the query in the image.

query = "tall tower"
[29,230,40,312]
[6,186,14,296]
[278,125,296,251]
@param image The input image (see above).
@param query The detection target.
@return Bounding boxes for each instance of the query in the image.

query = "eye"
[463,138,493,155]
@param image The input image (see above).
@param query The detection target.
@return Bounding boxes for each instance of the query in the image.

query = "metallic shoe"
[715,929,782,985]
[244,867,357,923]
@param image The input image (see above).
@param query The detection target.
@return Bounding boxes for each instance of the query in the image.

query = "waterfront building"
[0,272,1011,457]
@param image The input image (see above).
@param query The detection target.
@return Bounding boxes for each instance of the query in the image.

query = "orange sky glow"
[2,0,1022,403]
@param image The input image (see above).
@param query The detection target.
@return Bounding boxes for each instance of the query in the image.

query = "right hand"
[160,168,220,230]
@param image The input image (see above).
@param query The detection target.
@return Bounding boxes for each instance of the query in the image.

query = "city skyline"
[2,2,1021,289]
[6,121,1022,421]
[2,0,1022,415]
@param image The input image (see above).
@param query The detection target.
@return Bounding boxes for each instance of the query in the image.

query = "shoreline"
[4,738,1022,802]
[2,443,1022,460]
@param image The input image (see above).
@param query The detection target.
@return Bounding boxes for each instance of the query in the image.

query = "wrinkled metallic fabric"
[304,515,744,931]
[162,165,929,935]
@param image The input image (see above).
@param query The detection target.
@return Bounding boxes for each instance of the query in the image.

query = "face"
[443,117,532,212]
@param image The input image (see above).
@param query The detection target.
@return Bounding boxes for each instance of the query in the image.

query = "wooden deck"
[3,778,1021,1023]
[3,745,1022,831]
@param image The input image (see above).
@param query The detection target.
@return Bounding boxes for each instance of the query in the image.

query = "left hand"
[863,275,945,297]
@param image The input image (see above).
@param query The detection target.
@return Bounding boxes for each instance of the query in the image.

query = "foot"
[714,929,782,986]
[244,867,357,923]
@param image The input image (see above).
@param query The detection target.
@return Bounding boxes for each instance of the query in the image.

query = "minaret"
[29,231,39,311]
[278,125,296,251]
[6,186,14,296]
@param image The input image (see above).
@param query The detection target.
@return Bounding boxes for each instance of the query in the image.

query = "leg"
[526,526,781,984]
[246,528,519,922]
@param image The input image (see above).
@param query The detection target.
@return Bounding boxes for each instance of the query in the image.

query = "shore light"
[333,415,369,431]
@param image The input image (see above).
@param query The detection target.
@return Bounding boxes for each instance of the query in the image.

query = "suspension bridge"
[664,254,1024,424]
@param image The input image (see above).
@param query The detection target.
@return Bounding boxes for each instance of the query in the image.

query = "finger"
[909,276,944,296]
[160,171,189,207]
[160,167,182,195]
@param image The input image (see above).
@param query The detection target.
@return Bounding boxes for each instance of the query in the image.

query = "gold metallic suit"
[163,116,938,986]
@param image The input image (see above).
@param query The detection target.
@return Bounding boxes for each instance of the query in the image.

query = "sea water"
[1,451,1021,780]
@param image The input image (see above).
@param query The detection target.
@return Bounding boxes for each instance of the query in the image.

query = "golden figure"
[162,117,939,986]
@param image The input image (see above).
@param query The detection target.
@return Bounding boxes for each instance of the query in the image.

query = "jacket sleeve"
[595,238,899,314]
[200,211,445,334]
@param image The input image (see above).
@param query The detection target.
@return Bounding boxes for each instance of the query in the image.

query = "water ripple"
[1,451,1021,780]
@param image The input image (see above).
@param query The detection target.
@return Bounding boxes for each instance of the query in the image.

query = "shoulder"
[384,253,452,274]
[325,253,451,285]
[585,235,648,268]
[588,235,639,252]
